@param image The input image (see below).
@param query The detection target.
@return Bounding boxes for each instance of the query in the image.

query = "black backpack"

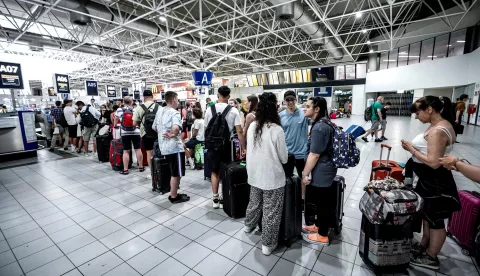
[186,109,194,125]
[141,103,159,138]
[58,111,68,128]
[205,105,233,151]
[80,106,98,127]
[364,104,373,122]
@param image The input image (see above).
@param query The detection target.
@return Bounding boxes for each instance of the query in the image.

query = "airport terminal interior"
[1,0,480,275]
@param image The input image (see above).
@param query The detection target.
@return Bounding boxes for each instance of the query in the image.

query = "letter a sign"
[192,71,213,86]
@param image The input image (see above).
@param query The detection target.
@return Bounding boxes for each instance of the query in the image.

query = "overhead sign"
[313,87,332,97]
[192,71,213,86]
[85,80,98,96]
[134,90,140,100]
[54,73,70,94]
[121,87,129,97]
[106,85,116,98]
[0,61,24,89]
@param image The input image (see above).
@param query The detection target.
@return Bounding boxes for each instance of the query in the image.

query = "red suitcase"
[370,144,404,183]
[109,139,132,171]
[447,190,480,255]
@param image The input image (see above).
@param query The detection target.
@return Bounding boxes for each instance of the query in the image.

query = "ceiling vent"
[276,3,294,21]
[70,3,91,26]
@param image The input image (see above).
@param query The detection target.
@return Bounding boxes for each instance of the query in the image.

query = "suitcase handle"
[371,166,391,180]
[379,144,392,166]
[381,144,392,150]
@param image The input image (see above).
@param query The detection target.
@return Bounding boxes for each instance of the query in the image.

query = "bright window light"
[457,40,465,43]
[366,40,371,44]
[159,16,167,22]
[356,12,363,18]
[362,29,367,33]
[427,56,437,58]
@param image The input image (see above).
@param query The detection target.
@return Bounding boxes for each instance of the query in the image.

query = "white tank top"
[411,126,454,163]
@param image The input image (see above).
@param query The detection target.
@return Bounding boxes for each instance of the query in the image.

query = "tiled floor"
[0,115,479,276]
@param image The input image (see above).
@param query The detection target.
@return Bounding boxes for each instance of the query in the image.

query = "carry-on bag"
[370,144,404,183]
[151,156,171,194]
[345,124,366,139]
[96,126,112,162]
[109,139,132,171]
[447,190,480,255]
[204,148,212,180]
[194,143,204,170]
[221,161,249,218]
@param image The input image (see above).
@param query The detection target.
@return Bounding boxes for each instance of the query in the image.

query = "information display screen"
[85,80,98,96]
[134,90,140,100]
[121,87,129,97]
[106,85,116,98]
[0,61,24,89]
[54,74,70,94]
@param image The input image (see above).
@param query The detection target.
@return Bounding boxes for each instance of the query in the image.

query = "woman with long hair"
[301,96,338,246]
[401,96,460,270]
[243,95,258,140]
[244,92,288,256]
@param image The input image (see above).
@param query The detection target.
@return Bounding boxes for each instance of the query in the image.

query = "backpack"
[121,108,136,131]
[79,106,98,128]
[186,109,194,125]
[141,103,159,138]
[58,112,68,128]
[205,105,233,151]
[322,119,360,169]
[364,104,373,122]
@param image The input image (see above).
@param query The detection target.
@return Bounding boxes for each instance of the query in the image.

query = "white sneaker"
[262,245,276,256]
[244,226,255,233]
[84,153,90,157]
[212,198,220,209]
[71,145,76,152]
[92,152,97,157]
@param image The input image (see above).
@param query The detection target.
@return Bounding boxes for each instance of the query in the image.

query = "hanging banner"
[192,71,213,86]
[85,80,98,96]
[0,61,24,89]
[54,73,70,94]
[106,85,116,98]
[121,87,129,97]
[134,90,140,100]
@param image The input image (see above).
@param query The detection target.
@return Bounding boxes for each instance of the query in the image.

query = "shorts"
[121,135,141,150]
[185,138,203,149]
[68,124,78,138]
[165,152,185,177]
[83,124,98,141]
[206,149,231,173]
[380,120,387,130]
[182,122,191,132]
[370,120,380,131]
[142,136,156,151]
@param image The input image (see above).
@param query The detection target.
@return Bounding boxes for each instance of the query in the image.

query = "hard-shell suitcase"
[346,124,366,139]
[204,148,212,180]
[221,161,250,218]
[151,156,171,194]
[282,154,295,177]
[447,190,480,255]
[109,139,132,171]
[359,215,413,274]
[96,134,111,162]
[370,144,404,183]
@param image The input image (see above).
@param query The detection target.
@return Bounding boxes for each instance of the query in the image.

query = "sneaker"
[212,198,220,209]
[374,138,383,142]
[84,153,90,157]
[169,193,190,204]
[302,233,329,245]
[381,136,388,140]
[410,251,440,270]
[302,225,318,234]
[244,226,255,233]
[411,241,427,257]
[262,244,277,256]
[362,137,368,143]
[92,152,97,157]
[49,148,54,152]
[71,145,76,152]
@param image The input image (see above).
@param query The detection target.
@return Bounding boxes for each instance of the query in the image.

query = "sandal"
[139,167,145,172]
[120,170,129,175]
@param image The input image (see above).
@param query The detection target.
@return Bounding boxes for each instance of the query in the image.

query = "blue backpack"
[322,119,360,169]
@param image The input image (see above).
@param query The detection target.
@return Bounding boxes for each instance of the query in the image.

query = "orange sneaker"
[302,233,329,245]
[302,225,318,234]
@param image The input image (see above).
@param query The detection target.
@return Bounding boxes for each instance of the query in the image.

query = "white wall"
[351,85,366,115]
[423,88,453,98]
[366,48,480,93]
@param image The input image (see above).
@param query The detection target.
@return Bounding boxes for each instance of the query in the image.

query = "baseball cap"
[143,90,153,97]
[284,91,296,101]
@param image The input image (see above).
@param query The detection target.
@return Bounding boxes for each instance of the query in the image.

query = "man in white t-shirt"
[63,99,78,152]
[204,86,246,209]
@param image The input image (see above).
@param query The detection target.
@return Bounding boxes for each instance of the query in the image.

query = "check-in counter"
[0,111,38,159]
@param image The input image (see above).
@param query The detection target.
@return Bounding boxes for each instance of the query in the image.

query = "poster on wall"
[85,80,98,96]
[54,74,70,94]
[0,61,24,89]
[106,85,116,98]
[121,87,129,97]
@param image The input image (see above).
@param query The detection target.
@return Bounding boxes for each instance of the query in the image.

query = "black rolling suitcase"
[151,156,171,194]
[278,175,302,246]
[221,161,249,218]
[332,175,346,235]
[96,134,111,162]
[204,149,212,180]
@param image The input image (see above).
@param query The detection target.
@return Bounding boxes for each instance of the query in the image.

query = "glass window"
[302,70,308,82]
[356,64,366,78]
[448,29,466,57]
[408,42,420,65]
[272,72,279,84]
[420,38,434,62]
[380,52,388,70]
[388,50,398,69]
[247,75,253,87]
[289,71,296,83]
[433,34,449,59]
[268,73,274,85]
[284,72,290,83]
[335,65,345,80]
[261,74,268,85]
[252,75,258,86]
[295,70,303,82]
[306,70,311,82]
[345,65,355,79]
[398,46,409,67]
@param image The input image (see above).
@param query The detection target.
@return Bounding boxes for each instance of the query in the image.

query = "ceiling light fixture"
[356,12,363,18]
[199,31,205,36]
[159,16,167,22]
[92,45,98,48]
[362,29,367,33]
[427,56,437,58]
[369,49,373,53]
[457,40,465,43]
[366,40,371,44]
[226,41,232,46]
[42,35,50,39]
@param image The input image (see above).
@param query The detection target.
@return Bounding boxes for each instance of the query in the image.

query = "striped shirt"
[116,107,140,136]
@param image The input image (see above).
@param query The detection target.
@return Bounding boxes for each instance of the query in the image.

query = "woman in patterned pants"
[243,92,288,256]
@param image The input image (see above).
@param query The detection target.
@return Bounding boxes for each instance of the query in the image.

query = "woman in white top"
[243,95,258,140]
[401,96,460,270]
[184,108,204,169]
[244,92,288,256]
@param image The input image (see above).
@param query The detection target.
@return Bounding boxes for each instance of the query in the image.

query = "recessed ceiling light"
[457,40,465,43]
[356,12,363,18]
[448,45,452,47]
[369,49,373,53]
[362,29,367,33]
[92,45,98,48]
[42,35,50,39]
[226,41,232,46]
[199,31,205,36]
[427,55,437,58]
[366,40,371,44]
[159,16,167,22]
[248,50,253,54]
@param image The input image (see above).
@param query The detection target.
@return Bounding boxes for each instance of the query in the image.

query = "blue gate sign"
[192,71,213,86]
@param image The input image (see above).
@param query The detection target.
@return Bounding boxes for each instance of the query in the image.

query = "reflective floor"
[0,116,479,276]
